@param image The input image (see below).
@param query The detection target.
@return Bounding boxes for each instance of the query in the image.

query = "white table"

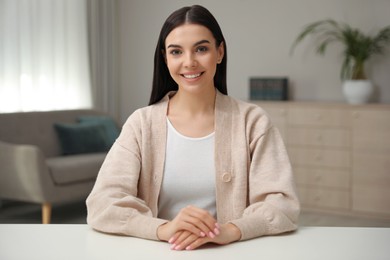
[0,224,389,260]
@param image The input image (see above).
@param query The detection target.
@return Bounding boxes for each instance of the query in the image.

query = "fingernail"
[200,231,206,237]
[174,245,181,250]
[215,223,220,229]
[186,246,192,250]
[214,227,220,235]
[208,231,215,238]
[168,237,174,244]
[170,244,176,250]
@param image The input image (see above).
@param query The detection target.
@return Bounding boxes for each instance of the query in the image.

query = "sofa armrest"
[0,140,52,203]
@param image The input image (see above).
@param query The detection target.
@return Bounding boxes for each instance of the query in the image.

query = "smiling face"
[164,23,224,95]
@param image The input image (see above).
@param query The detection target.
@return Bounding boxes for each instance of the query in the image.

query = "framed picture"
[249,77,288,101]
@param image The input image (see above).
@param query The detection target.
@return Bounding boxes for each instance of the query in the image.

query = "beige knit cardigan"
[86,91,300,241]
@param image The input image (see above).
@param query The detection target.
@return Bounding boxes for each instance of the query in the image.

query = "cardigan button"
[221,172,232,182]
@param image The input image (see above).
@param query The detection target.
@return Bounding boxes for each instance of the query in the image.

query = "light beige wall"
[117,0,390,122]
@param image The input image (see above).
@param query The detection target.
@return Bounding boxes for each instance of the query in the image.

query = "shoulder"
[117,101,167,147]
[124,99,168,128]
[114,103,164,147]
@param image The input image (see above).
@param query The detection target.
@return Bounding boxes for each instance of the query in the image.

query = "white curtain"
[87,0,119,119]
[0,0,92,113]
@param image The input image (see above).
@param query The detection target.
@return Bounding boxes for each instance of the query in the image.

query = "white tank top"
[157,118,216,220]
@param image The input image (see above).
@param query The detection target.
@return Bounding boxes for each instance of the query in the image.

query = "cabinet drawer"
[288,108,350,127]
[294,166,350,189]
[352,110,390,131]
[352,153,390,215]
[288,147,350,168]
[352,129,390,152]
[352,110,390,151]
[297,186,350,209]
[287,127,350,148]
[353,153,390,178]
[352,186,390,215]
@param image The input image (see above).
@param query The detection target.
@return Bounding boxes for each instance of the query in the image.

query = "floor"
[0,200,88,224]
[1,200,390,227]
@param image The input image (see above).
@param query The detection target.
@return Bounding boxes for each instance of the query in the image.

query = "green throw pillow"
[54,123,110,155]
[77,116,119,146]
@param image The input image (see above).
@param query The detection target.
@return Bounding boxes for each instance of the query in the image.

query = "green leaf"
[291,19,390,80]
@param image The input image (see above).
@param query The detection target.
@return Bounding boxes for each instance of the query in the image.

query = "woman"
[86,5,300,251]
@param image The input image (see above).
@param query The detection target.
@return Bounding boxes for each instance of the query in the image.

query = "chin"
[180,85,214,95]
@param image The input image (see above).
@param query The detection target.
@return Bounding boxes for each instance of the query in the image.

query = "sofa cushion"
[77,115,119,147]
[0,109,111,157]
[54,122,110,155]
[46,153,106,185]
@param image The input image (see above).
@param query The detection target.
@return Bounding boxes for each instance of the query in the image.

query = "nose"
[183,53,197,68]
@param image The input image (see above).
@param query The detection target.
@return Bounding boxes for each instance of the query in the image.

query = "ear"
[217,42,224,64]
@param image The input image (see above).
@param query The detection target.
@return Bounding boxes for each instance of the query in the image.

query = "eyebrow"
[167,39,210,49]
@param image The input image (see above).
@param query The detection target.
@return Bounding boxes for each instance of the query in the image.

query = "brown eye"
[196,46,208,53]
[170,49,182,55]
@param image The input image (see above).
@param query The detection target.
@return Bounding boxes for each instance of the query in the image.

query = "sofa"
[0,109,119,223]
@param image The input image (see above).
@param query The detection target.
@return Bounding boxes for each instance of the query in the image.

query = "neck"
[169,88,216,116]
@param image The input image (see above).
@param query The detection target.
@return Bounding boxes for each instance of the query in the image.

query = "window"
[0,0,92,112]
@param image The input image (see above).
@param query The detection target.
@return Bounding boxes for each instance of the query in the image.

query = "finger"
[179,221,207,238]
[184,215,215,237]
[172,230,193,247]
[174,233,201,251]
[168,231,182,244]
[182,206,219,235]
[184,206,217,226]
[186,236,210,250]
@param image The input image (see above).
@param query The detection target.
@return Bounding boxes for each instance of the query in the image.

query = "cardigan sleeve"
[86,111,167,240]
[229,113,300,240]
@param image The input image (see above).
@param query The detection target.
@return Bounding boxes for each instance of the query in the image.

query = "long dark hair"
[149,5,228,105]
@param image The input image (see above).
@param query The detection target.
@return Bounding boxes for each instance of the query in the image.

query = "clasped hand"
[157,205,241,250]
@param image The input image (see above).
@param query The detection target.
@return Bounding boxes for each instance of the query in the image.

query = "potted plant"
[291,19,390,104]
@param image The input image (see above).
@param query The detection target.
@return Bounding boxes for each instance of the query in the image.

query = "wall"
[116,0,390,122]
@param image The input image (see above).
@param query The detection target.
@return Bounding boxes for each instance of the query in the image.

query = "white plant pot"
[342,80,373,104]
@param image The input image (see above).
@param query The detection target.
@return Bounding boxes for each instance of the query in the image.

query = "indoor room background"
[116,0,390,122]
[1,0,390,226]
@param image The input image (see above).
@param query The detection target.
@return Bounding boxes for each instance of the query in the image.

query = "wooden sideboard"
[251,101,390,219]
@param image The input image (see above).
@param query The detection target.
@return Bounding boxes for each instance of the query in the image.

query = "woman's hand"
[168,223,242,250]
[157,205,219,242]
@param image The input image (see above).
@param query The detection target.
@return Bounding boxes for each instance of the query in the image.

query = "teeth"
[183,73,201,79]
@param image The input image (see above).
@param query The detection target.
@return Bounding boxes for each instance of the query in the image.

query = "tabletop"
[0,224,389,260]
